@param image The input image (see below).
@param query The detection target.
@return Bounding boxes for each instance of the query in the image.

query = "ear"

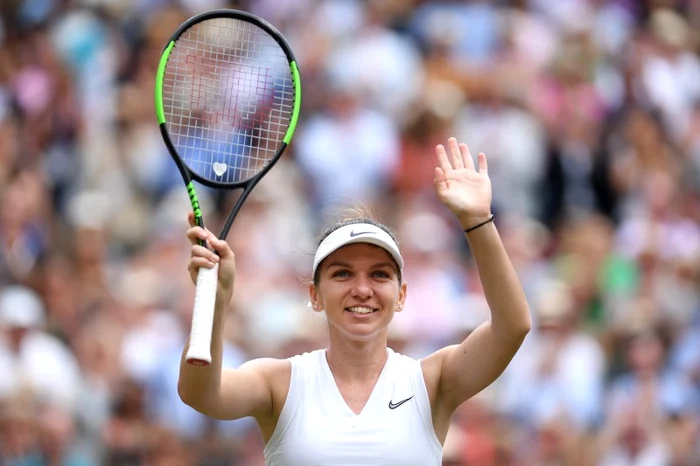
[309,282,323,313]
[396,281,408,313]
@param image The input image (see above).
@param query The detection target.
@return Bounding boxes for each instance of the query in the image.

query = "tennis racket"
[154,9,301,366]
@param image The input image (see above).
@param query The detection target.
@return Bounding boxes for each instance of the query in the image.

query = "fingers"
[185,213,234,261]
[459,142,475,171]
[188,211,195,227]
[208,235,234,259]
[435,143,452,173]
[186,226,210,246]
[433,166,448,196]
[188,255,218,273]
[448,137,465,170]
[437,138,477,171]
[188,244,220,279]
[478,152,488,174]
[185,228,233,258]
[433,166,446,184]
[191,244,219,263]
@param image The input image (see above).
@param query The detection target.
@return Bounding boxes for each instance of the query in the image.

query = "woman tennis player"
[178,137,531,465]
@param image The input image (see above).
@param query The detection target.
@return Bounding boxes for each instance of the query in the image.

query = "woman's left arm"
[427,138,531,411]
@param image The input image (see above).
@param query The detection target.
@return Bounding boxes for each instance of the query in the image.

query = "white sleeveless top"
[264,348,442,466]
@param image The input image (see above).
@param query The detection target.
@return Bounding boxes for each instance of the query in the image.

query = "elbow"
[504,307,532,342]
[522,309,533,335]
[178,384,209,416]
[510,323,531,345]
[178,379,218,417]
[518,307,532,338]
[491,314,531,344]
[519,323,531,342]
[177,380,194,407]
[178,379,205,411]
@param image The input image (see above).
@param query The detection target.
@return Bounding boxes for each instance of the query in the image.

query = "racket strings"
[162,17,295,184]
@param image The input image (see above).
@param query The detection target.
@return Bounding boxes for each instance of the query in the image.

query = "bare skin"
[177,137,531,445]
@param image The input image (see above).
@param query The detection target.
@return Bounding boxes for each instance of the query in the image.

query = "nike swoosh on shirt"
[388,396,413,409]
[349,230,377,237]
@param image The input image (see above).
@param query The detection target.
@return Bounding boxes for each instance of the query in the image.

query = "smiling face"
[309,243,407,343]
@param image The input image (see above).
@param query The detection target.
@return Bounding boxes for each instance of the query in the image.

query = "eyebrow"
[325,262,397,271]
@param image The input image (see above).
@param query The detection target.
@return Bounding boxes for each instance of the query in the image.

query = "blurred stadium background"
[1,0,699,464]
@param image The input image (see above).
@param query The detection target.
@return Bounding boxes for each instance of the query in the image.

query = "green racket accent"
[186,182,202,218]
[283,61,302,145]
[155,41,175,125]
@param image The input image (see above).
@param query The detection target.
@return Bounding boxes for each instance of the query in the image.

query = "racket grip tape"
[185,264,219,366]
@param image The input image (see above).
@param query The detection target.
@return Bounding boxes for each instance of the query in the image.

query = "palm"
[434,138,492,223]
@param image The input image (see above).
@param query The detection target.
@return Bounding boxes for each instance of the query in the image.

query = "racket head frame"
[154,8,302,237]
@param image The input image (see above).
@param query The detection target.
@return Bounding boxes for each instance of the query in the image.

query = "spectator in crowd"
[0,286,82,413]
[0,0,699,464]
[499,279,606,432]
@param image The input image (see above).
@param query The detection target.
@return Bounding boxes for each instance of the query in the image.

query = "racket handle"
[186,264,219,366]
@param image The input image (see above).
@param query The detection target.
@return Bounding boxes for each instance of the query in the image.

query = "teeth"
[347,307,375,314]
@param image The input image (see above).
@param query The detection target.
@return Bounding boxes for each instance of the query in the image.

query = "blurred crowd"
[1,0,699,464]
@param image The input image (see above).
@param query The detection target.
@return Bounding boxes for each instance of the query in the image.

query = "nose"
[350,274,373,299]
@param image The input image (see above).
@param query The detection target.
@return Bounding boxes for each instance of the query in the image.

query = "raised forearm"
[464,222,531,337]
[177,293,228,411]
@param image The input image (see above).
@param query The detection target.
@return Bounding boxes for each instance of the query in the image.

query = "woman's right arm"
[177,217,287,421]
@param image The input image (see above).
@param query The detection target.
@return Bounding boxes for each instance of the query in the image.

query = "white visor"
[312,223,404,277]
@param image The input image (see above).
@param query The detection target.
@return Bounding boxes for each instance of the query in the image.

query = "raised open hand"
[434,137,492,229]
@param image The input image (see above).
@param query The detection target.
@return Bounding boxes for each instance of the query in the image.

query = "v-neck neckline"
[320,348,393,418]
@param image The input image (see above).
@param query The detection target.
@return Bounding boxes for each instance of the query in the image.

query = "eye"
[331,270,351,278]
[372,270,391,279]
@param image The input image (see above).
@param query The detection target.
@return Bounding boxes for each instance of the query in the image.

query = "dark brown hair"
[313,205,401,285]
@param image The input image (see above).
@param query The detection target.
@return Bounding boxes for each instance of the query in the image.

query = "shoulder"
[419,345,454,383]
[240,357,291,376]
[388,348,424,371]
[419,346,458,410]
[238,354,308,429]
[286,349,326,375]
[234,357,292,403]
[250,350,324,398]
[241,349,322,372]
[388,347,447,389]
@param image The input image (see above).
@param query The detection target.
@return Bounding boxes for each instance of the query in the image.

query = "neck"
[326,332,389,382]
